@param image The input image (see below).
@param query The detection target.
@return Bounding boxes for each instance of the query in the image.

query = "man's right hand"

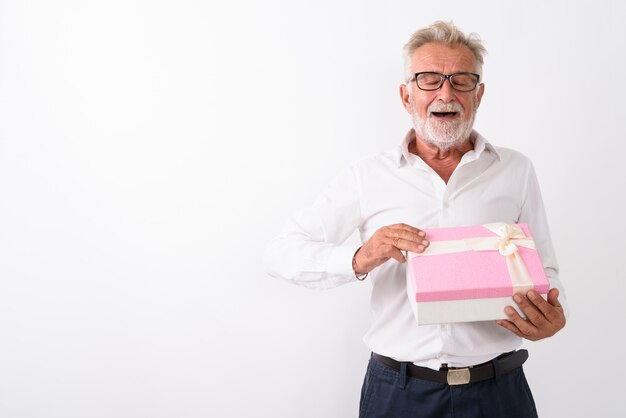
[353,223,430,274]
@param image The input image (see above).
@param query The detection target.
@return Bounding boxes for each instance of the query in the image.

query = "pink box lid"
[409,223,549,302]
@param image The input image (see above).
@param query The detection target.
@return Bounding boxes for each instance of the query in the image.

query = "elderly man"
[265,21,566,418]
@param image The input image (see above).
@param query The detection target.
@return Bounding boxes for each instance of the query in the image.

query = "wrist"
[352,247,368,281]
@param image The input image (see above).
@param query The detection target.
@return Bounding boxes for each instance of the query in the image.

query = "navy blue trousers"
[359,356,538,418]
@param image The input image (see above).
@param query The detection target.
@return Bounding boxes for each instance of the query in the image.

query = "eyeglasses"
[409,72,480,92]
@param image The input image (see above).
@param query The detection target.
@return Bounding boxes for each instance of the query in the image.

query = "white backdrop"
[1,1,624,417]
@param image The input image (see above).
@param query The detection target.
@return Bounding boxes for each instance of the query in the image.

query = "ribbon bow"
[464,223,536,289]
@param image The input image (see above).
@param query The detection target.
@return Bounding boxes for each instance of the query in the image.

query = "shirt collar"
[394,128,500,168]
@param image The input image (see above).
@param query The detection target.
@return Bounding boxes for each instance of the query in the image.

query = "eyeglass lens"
[416,72,478,92]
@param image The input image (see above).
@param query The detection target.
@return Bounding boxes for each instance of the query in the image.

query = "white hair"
[403,21,487,82]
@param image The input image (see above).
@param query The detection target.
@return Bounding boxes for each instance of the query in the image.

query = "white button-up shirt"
[264,129,567,369]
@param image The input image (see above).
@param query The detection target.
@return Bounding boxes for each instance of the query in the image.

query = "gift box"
[406,223,550,325]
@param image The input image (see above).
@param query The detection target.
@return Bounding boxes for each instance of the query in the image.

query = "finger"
[384,229,429,251]
[544,288,566,327]
[547,288,562,308]
[525,290,560,322]
[387,223,426,237]
[393,237,428,253]
[513,292,549,329]
[387,224,428,243]
[504,302,539,337]
[496,319,525,338]
[383,245,406,264]
[385,227,427,242]
[525,290,566,330]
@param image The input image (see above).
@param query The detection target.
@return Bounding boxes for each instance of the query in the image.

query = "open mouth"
[431,111,458,119]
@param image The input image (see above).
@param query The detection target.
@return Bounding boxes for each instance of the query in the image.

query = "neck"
[408,131,474,183]
[409,133,474,162]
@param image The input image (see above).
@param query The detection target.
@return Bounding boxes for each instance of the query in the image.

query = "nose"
[437,78,455,102]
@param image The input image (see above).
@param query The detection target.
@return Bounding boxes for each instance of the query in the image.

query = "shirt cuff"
[326,244,362,277]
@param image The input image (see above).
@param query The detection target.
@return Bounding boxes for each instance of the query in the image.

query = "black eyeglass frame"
[409,72,481,92]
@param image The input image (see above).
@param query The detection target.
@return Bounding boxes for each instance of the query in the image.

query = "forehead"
[410,42,478,73]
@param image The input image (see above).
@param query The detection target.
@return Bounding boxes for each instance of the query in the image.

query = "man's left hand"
[496,288,565,341]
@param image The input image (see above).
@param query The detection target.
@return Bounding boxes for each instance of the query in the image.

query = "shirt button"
[442,201,449,209]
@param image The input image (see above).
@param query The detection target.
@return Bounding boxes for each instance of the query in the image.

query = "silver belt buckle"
[446,368,471,385]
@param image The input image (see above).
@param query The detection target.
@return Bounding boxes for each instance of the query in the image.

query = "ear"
[399,84,413,113]
[475,83,485,108]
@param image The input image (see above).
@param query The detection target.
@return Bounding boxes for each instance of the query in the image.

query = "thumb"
[547,288,561,307]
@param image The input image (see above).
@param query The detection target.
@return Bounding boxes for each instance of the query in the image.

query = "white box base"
[411,297,528,325]
[405,253,546,325]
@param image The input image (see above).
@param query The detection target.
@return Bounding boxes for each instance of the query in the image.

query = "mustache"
[428,102,464,114]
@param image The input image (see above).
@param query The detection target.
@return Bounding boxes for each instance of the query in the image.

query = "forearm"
[264,233,360,289]
[264,167,363,289]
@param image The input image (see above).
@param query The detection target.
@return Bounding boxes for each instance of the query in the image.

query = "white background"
[0,1,624,417]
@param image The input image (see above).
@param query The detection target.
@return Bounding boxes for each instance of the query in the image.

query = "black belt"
[372,349,528,385]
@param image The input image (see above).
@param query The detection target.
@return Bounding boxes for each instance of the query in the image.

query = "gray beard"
[412,109,476,151]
